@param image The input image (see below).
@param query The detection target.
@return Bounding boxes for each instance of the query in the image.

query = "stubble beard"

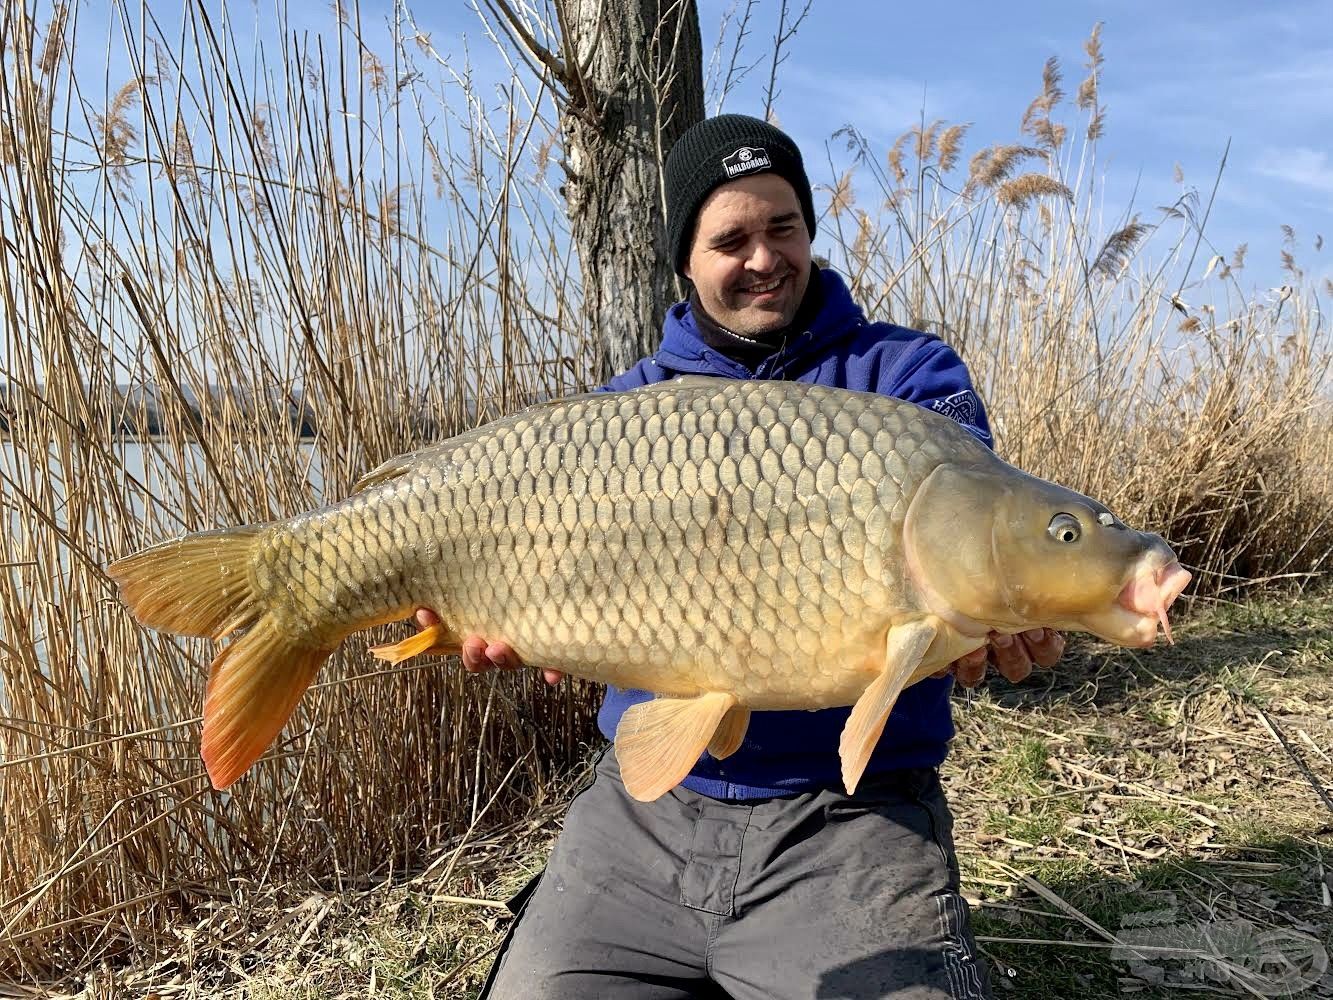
[718,272,800,337]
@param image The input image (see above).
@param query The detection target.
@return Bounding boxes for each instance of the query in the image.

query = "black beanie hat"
[664,114,816,277]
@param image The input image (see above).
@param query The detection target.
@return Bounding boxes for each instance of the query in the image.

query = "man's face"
[683,173,811,337]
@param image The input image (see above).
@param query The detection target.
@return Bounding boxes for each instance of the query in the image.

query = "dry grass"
[33,591,1332,999]
[823,46,1333,596]
[949,591,1333,997]
[0,3,1329,990]
[1,0,598,982]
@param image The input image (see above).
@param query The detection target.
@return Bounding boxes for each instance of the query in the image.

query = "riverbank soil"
[27,592,1333,999]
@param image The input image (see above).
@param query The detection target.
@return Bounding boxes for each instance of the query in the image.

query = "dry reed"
[0,4,1328,987]
[824,27,1331,596]
[1,0,595,981]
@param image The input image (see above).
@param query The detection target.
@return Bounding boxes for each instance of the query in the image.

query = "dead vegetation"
[0,2,1330,991]
[17,592,1330,999]
[950,593,1333,995]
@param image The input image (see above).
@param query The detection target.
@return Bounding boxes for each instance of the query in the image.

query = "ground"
[46,591,1333,999]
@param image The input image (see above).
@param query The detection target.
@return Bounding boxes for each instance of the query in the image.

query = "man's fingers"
[459,636,530,675]
[460,635,490,673]
[415,607,441,629]
[990,632,1034,684]
[482,642,511,669]
[942,632,1058,688]
[939,646,987,684]
[1020,628,1065,668]
[541,669,565,686]
[955,647,988,671]
[954,658,988,688]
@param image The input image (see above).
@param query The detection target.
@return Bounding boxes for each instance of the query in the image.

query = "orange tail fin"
[108,528,334,789]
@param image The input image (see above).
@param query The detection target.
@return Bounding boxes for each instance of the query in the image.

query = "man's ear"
[681,219,701,282]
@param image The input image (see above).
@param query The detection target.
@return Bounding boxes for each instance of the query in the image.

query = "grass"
[952,590,1333,998]
[32,589,1328,999]
[0,0,1330,989]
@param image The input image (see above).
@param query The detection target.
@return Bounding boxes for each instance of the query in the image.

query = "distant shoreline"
[0,431,319,444]
[0,384,539,445]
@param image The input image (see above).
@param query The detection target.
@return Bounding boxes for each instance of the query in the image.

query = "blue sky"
[752,0,1332,295]
[69,0,1333,301]
[409,0,1332,296]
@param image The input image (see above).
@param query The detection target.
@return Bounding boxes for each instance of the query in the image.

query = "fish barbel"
[109,376,1191,799]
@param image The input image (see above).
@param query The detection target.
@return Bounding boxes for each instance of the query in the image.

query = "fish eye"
[1048,513,1081,543]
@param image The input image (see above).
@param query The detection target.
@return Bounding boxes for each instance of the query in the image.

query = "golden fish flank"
[108,376,1191,800]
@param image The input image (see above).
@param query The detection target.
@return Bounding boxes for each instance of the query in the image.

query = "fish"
[108,376,1191,800]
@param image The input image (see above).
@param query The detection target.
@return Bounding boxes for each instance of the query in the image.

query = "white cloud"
[1252,51,1333,93]
[776,65,971,146]
[1255,147,1333,194]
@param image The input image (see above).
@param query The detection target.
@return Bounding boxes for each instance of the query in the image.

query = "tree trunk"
[557,0,704,381]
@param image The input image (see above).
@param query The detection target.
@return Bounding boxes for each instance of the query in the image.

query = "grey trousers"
[481,748,992,999]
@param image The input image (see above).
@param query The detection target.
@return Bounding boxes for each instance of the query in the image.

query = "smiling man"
[684,171,810,333]
[428,114,1064,999]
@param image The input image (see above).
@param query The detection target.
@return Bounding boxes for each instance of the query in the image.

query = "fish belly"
[268,379,974,709]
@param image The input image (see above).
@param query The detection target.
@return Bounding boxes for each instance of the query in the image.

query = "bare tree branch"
[762,0,813,119]
[481,0,570,85]
[712,0,760,115]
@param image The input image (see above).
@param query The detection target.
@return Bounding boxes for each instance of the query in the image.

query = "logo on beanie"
[722,145,772,178]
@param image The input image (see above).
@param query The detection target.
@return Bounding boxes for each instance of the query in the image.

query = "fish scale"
[270,378,940,703]
[109,375,1191,798]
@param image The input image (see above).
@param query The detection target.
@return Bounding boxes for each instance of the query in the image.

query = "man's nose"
[746,239,779,271]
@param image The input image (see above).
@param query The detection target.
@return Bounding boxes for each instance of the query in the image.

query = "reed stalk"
[0,5,1327,981]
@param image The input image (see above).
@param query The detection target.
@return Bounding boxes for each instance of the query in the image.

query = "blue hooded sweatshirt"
[595,268,994,799]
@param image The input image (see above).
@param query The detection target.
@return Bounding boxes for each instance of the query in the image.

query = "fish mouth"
[1076,558,1191,648]
[1109,559,1193,647]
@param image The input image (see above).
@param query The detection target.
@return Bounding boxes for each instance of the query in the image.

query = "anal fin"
[201,617,336,790]
[707,705,750,760]
[368,622,460,664]
[615,691,737,801]
[839,619,939,795]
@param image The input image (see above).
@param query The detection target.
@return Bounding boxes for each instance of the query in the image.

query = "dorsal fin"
[350,442,459,493]
[349,381,709,495]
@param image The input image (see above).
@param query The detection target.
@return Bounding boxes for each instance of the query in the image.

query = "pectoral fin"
[707,705,751,760]
[368,622,461,664]
[615,691,737,801]
[839,619,939,795]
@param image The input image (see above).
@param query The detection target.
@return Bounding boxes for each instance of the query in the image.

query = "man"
[420,114,1064,998]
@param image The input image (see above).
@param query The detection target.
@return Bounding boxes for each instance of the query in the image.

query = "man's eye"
[771,226,795,237]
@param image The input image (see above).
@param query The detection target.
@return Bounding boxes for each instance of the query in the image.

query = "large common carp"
[109,377,1190,800]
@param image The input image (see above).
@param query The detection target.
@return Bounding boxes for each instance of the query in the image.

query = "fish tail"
[108,527,334,789]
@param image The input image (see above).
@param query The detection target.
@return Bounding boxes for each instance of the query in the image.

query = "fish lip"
[1116,558,1192,644]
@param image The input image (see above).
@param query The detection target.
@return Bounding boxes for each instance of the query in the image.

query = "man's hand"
[935,628,1065,688]
[414,608,564,686]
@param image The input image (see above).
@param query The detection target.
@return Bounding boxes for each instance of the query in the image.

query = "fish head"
[903,463,1191,647]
